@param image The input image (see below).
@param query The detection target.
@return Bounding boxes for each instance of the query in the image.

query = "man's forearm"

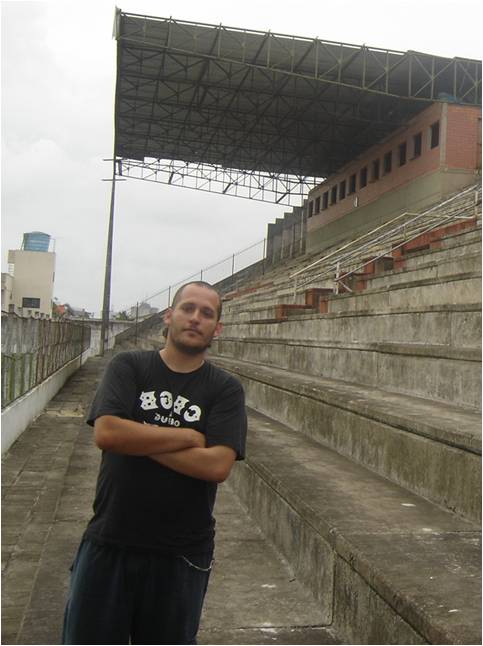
[150,446,236,483]
[94,415,205,455]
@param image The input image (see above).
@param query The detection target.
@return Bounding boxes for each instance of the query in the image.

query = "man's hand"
[94,415,206,456]
[150,445,236,483]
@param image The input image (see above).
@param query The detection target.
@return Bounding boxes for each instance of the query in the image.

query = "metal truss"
[117,13,481,103]
[113,10,482,203]
[118,158,321,205]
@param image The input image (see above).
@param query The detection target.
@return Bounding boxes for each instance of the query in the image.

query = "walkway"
[2,351,340,645]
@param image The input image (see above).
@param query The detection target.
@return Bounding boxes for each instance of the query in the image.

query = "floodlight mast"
[99,161,125,356]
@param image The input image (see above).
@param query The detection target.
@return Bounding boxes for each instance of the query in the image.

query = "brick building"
[305,102,482,252]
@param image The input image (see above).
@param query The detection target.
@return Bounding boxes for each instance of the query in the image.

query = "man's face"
[164,285,222,355]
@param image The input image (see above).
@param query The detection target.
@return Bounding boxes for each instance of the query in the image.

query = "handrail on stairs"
[290,183,481,301]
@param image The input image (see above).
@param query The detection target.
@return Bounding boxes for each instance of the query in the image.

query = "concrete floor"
[1,353,340,645]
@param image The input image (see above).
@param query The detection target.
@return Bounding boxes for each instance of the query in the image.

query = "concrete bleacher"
[221,184,481,319]
[202,185,482,644]
[2,174,480,643]
[116,185,481,644]
[1,352,340,645]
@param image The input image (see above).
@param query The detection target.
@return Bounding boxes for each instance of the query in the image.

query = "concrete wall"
[1,273,13,312]
[1,313,93,453]
[114,312,165,346]
[7,250,56,317]
[215,259,267,295]
[1,348,90,455]
[1,313,90,408]
[0,316,133,453]
[266,204,306,265]
[83,319,133,356]
[307,170,450,253]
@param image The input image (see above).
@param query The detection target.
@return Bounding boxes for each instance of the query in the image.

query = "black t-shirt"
[84,350,247,554]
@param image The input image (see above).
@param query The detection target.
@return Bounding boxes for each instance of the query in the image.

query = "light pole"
[99,160,126,356]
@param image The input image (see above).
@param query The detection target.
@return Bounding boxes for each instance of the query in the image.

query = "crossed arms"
[94,416,236,483]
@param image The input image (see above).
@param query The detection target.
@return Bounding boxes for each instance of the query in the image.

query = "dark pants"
[62,539,213,645]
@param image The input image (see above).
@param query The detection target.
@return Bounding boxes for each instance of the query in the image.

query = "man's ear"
[213,321,223,339]
[163,308,173,326]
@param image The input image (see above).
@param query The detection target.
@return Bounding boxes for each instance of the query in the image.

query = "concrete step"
[283,220,480,293]
[221,304,481,349]
[230,408,481,645]
[223,281,300,308]
[223,217,479,290]
[200,484,341,645]
[223,270,481,321]
[1,352,344,645]
[212,337,481,410]
[223,224,481,319]
[362,251,480,291]
[439,223,482,249]
[209,355,481,523]
[402,234,481,272]
[118,335,163,351]
[326,272,481,314]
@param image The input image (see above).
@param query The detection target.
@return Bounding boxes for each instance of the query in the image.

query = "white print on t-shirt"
[139,390,202,424]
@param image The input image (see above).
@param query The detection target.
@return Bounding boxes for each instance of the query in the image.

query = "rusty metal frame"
[119,158,316,205]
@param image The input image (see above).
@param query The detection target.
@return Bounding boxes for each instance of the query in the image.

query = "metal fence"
[121,238,268,318]
[120,225,307,321]
[1,314,91,409]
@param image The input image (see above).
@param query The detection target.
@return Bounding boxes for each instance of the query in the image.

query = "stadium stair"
[121,186,482,644]
[204,191,482,645]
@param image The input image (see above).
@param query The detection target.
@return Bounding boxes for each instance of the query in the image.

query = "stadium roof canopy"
[113,9,482,205]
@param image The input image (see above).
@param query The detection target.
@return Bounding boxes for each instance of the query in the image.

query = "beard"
[169,331,214,356]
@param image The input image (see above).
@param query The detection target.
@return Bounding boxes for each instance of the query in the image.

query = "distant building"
[53,302,92,319]
[128,301,158,319]
[22,231,52,252]
[5,232,56,318]
[66,305,92,319]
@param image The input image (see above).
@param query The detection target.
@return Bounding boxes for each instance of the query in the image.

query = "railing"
[118,228,303,316]
[118,238,268,319]
[113,227,307,346]
[291,184,481,299]
[1,314,91,409]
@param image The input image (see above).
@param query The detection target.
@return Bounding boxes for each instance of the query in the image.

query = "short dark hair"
[171,281,222,320]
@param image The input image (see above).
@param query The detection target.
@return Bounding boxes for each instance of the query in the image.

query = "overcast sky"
[2,0,482,316]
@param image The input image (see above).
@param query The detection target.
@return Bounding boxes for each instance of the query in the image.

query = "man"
[62,281,247,645]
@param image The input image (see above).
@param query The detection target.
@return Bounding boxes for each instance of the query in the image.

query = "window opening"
[430,121,440,149]
[360,166,368,188]
[383,151,392,174]
[339,180,346,200]
[348,173,356,194]
[330,185,338,205]
[308,201,314,217]
[315,196,321,213]
[22,297,40,309]
[413,132,422,158]
[322,191,329,210]
[399,142,407,166]
[372,159,380,181]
